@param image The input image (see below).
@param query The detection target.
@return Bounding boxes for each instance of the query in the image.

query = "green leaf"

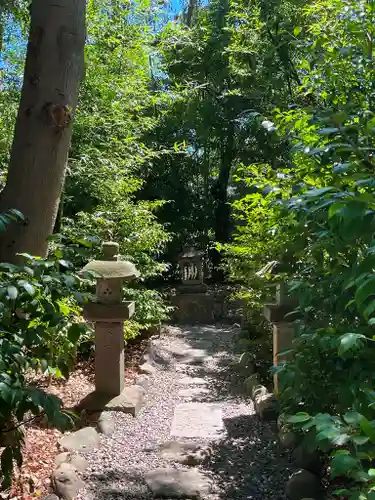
[59,259,71,268]
[352,435,369,445]
[303,187,335,198]
[318,127,340,135]
[67,323,84,344]
[293,26,302,36]
[8,209,24,220]
[364,300,375,320]
[287,412,311,423]
[40,359,48,374]
[7,286,18,300]
[0,382,12,403]
[343,412,361,424]
[328,202,344,218]
[18,280,35,295]
[355,276,375,307]
[338,333,366,355]
[331,453,358,478]
[359,416,375,443]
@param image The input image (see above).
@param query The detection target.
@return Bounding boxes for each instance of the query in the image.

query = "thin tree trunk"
[0,0,86,262]
[185,0,197,27]
[211,122,235,281]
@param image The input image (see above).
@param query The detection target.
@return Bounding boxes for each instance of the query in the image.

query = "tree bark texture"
[0,0,86,262]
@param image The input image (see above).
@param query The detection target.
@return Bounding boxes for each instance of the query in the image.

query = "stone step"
[170,402,224,439]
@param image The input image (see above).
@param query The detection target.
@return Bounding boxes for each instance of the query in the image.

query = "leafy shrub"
[0,250,93,487]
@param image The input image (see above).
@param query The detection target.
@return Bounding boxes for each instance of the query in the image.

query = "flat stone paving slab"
[178,376,208,385]
[144,467,211,498]
[178,387,210,398]
[170,402,224,439]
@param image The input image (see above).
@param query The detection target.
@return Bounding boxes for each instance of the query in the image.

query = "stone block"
[97,412,115,436]
[52,463,84,500]
[139,362,157,375]
[264,303,298,323]
[55,452,88,472]
[145,468,211,498]
[77,385,145,416]
[254,392,278,420]
[160,441,210,466]
[171,402,224,439]
[292,444,322,475]
[238,352,256,374]
[251,384,268,401]
[285,469,323,500]
[58,427,100,453]
[272,322,295,392]
[278,425,300,449]
[244,375,260,396]
[135,374,150,389]
[83,301,135,322]
[171,293,215,324]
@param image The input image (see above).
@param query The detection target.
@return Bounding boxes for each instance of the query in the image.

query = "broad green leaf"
[359,416,375,444]
[303,187,335,198]
[343,412,361,424]
[355,276,375,307]
[352,435,369,445]
[318,127,340,135]
[287,412,311,423]
[67,323,84,344]
[338,333,366,355]
[364,300,375,320]
[59,259,71,268]
[18,280,35,295]
[331,454,358,478]
[7,286,18,300]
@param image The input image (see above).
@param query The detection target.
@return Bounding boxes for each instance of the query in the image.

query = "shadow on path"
[175,324,293,499]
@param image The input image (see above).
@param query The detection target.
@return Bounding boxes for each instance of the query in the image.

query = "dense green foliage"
[223,0,375,497]
[2,0,375,496]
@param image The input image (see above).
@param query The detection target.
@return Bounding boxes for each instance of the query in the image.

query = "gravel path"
[77,324,294,499]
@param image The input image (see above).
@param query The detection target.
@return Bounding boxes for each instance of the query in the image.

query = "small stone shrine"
[171,245,215,324]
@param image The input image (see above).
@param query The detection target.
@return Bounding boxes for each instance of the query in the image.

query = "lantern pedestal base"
[76,385,146,417]
[171,292,214,324]
[177,283,208,294]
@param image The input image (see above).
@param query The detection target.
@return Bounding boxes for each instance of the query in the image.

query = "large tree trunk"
[0,0,85,262]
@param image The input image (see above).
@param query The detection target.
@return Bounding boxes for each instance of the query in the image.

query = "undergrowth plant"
[0,243,94,488]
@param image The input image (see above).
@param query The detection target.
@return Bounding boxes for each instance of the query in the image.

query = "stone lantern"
[259,260,298,393]
[171,245,214,323]
[177,245,207,293]
[80,241,139,400]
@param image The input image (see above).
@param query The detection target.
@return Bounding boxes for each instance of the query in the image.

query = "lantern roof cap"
[81,260,140,280]
[179,245,203,259]
[256,260,286,278]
